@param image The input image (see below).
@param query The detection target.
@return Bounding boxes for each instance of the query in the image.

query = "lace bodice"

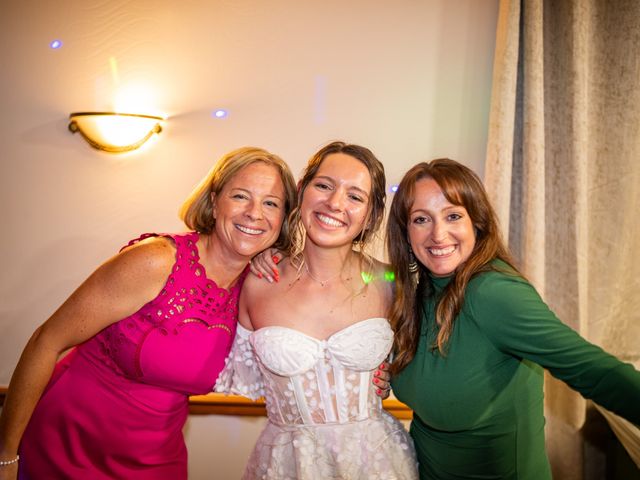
[216,318,393,425]
[81,232,247,394]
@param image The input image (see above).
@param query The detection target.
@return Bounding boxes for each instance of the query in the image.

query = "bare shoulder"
[242,258,300,308]
[97,236,176,291]
[239,258,291,330]
[116,236,176,273]
[362,256,394,303]
[243,257,292,296]
[240,269,267,299]
[363,256,392,283]
[36,236,178,349]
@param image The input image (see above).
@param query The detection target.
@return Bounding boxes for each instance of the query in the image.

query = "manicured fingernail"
[258,272,263,279]
[379,364,385,370]
[267,276,274,283]
[373,378,379,384]
[374,370,380,376]
[272,256,280,264]
[377,389,382,395]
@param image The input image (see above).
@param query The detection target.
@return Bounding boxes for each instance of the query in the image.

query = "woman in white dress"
[216,141,417,479]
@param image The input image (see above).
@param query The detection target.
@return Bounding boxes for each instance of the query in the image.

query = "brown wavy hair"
[180,147,297,251]
[387,159,517,373]
[288,141,387,269]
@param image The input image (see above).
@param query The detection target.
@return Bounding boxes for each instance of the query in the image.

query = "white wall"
[0,1,498,478]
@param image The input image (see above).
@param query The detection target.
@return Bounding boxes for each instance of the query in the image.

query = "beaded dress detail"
[216,318,418,479]
[19,232,247,480]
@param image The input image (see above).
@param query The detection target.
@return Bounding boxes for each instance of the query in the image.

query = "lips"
[315,212,346,228]
[235,224,265,235]
[428,245,456,256]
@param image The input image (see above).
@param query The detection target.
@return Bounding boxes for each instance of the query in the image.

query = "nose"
[326,189,345,211]
[431,220,447,243]
[245,200,264,220]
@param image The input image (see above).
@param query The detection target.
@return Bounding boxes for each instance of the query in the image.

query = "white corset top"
[216,318,394,426]
[252,318,392,376]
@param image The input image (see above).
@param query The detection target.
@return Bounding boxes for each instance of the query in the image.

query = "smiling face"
[300,152,372,249]
[408,177,476,277]
[212,161,286,260]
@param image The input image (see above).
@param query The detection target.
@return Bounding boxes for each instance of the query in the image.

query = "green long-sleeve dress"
[391,262,640,479]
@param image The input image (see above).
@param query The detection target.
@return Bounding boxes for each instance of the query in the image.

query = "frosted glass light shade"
[68,112,163,153]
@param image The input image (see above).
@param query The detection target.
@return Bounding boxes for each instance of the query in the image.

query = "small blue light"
[390,184,399,193]
[50,39,62,49]
[213,109,228,119]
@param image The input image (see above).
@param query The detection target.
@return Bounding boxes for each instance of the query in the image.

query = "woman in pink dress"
[0,147,296,480]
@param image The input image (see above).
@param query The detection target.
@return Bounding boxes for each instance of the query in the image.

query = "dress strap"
[120,232,161,252]
[119,232,199,252]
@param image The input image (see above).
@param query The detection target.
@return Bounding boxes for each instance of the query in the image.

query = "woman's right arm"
[0,238,174,476]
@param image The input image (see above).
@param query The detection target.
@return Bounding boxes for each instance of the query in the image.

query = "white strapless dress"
[215,318,418,480]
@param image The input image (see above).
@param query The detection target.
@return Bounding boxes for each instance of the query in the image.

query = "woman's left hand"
[373,361,392,399]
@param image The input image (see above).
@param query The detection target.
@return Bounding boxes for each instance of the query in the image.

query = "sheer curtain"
[484,0,640,477]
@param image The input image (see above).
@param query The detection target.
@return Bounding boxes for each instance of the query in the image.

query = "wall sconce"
[68,112,163,153]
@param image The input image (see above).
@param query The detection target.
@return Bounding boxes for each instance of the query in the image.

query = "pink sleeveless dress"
[19,232,247,480]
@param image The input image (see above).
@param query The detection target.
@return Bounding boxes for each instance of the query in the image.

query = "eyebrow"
[229,187,284,200]
[314,175,370,198]
[410,205,462,215]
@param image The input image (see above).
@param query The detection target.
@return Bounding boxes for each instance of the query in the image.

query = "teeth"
[428,246,455,256]
[236,225,264,235]
[316,213,344,227]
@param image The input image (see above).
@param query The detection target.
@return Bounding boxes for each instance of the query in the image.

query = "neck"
[199,232,249,288]
[302,242,355,286]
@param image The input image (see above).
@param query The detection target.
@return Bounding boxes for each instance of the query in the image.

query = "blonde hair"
[180,147,297,251]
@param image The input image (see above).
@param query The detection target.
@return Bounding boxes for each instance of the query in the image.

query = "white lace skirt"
[242,412,418,480]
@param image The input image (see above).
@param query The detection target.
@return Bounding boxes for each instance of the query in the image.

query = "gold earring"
[408,247,418,273]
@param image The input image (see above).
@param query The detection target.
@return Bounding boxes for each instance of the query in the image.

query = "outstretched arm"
[472,271,640,425]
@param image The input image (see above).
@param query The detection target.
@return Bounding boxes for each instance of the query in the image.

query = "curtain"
[484,0,640,478]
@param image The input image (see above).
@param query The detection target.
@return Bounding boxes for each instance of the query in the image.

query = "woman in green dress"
[385,158,640,479]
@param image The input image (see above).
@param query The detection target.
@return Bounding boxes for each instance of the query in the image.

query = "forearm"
[581,361,640,425]
[0,328,60,457]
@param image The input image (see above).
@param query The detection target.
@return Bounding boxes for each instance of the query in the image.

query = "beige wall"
[0,1,498,478]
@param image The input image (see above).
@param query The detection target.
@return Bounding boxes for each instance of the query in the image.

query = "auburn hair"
[387,159,518,373]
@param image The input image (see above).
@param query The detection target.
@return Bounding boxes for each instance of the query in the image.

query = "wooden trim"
[0,387,412,420]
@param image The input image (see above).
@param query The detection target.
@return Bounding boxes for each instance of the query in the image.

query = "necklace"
[304,262,343,287]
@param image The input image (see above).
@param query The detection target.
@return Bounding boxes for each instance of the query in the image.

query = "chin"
[429,264,457,277]
[234,243,268,258]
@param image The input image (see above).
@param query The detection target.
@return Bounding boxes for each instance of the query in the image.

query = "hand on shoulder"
[249,247,284,283]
